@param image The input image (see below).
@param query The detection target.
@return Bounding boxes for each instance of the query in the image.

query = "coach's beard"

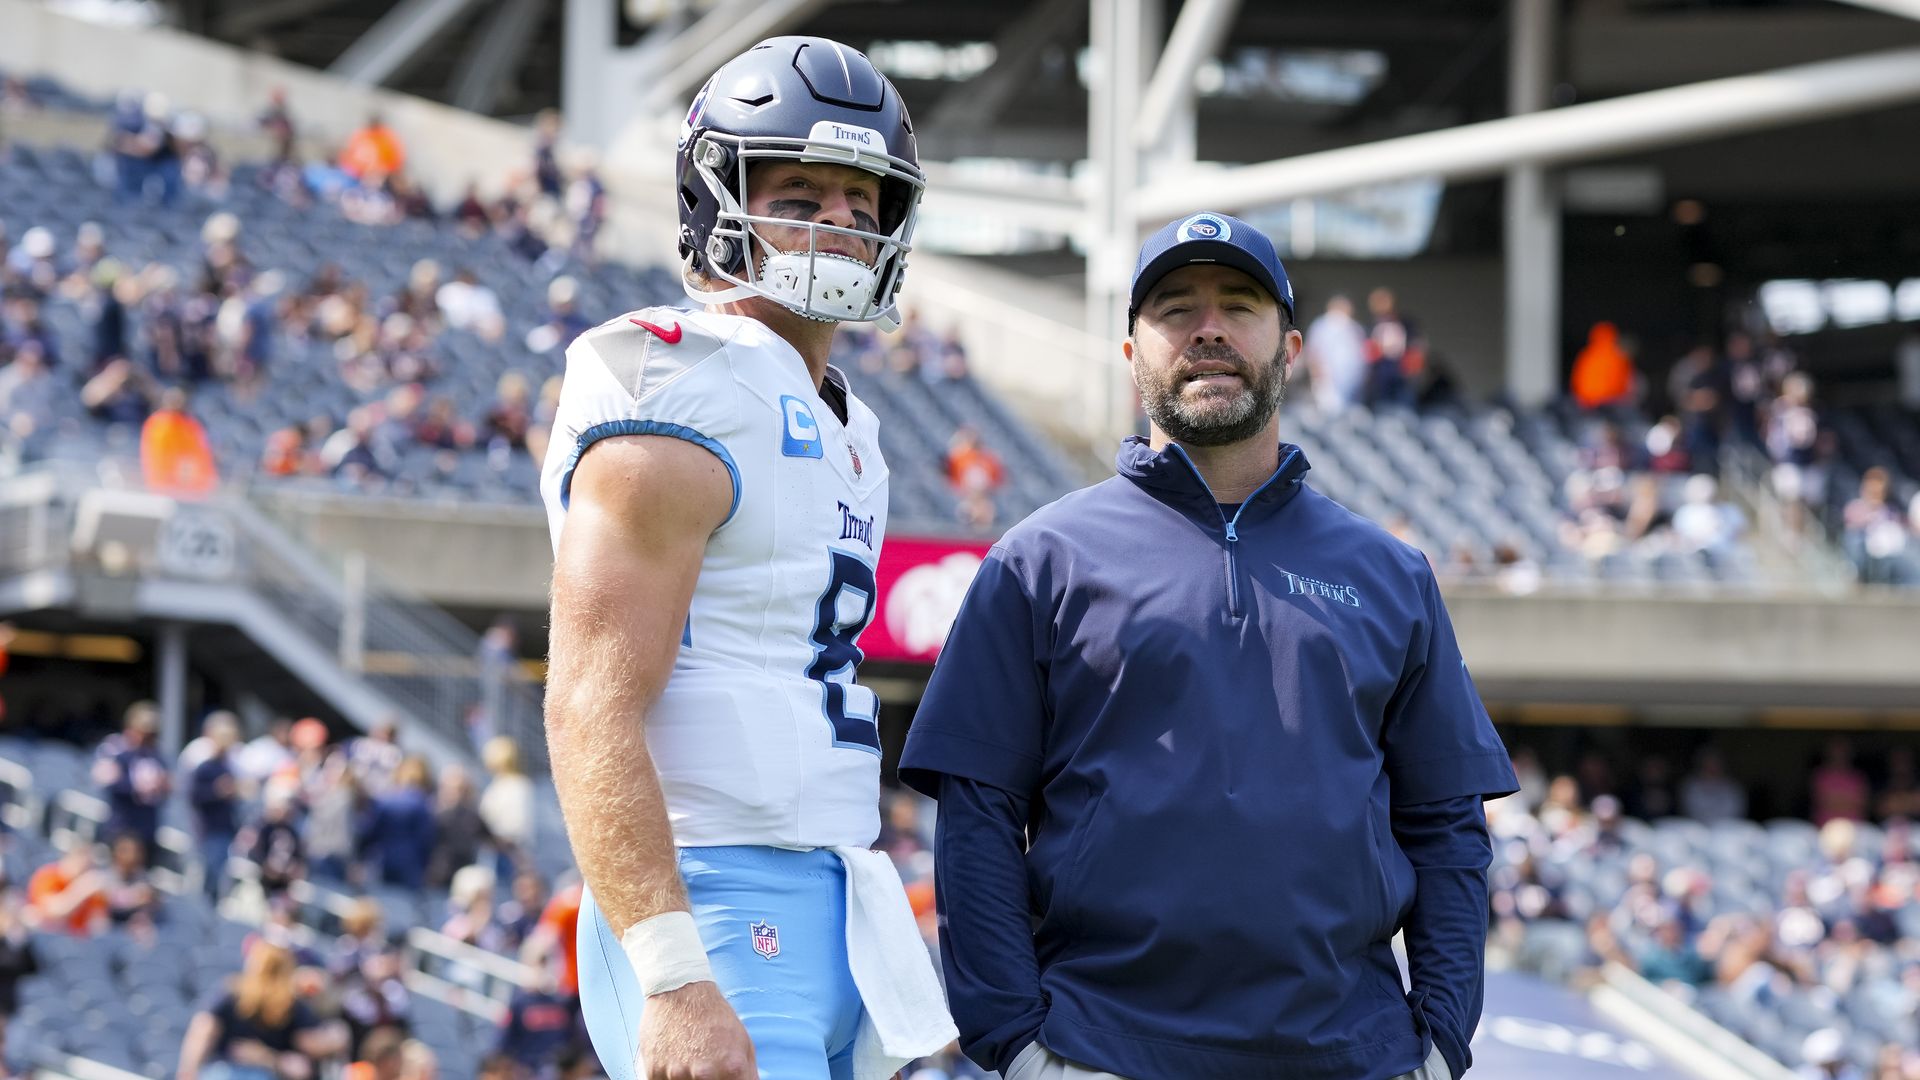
[1137,342,1287,447]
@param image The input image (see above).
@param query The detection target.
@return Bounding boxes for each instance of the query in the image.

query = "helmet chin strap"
[684,248,894,327]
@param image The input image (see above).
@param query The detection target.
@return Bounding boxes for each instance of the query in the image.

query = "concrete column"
[1087,0,1148,442]
[156,623,188,759]
[563,0,616,148]
[1505,0,1561,406]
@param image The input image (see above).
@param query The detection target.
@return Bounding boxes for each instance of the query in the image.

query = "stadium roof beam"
[214,0,347,40]
[448,0,546,114]
[637,0,839,111]
[329,0,487,87]
[1133,0,1239,151]
[1131,44,1920,221]
[1829,0,1920,20]
[925,0,1085,136]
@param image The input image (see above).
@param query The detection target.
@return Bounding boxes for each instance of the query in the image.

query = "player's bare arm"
[546,433,754,1080]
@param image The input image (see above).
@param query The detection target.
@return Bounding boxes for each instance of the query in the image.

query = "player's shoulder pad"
[560,305,743,438]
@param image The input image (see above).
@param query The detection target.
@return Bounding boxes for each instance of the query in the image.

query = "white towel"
[831,845,960,1080]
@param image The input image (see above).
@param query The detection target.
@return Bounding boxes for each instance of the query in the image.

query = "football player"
[538,36,953,1080]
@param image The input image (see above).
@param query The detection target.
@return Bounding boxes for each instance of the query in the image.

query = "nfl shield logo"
[849,445,863,477]
[750,920,780,960]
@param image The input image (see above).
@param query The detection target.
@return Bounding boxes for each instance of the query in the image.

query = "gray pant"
[1000,1040,1453,1080]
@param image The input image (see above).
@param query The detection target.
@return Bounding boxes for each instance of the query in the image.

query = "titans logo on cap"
[1177,213,1231,243]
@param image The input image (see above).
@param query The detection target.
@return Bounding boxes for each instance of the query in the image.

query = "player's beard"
[1135,340,1288,448]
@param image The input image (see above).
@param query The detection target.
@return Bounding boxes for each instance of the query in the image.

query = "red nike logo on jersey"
[630,318,683,343]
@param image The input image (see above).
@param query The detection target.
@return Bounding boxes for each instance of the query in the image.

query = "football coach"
[899,212,1519,1080]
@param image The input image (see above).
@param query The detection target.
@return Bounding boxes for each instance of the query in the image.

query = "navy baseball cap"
[1129,211,1295,323]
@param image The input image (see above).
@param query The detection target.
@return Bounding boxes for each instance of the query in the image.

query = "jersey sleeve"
[539,309,745,530]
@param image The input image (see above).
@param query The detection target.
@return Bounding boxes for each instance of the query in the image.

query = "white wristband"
[620,910,714,997]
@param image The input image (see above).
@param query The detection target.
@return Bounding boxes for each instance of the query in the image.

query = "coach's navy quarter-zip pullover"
[902,436,1518,1080]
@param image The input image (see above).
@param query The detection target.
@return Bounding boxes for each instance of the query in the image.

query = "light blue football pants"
[579,846,864,1080]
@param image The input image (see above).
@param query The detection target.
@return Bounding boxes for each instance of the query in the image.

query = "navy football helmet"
[676,36,925,328]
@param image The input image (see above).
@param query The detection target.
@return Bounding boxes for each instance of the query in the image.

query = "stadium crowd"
[1489,739,1920,1080]
[0,702,978,1080]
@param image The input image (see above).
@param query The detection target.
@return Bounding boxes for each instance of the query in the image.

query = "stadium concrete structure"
[2,2,1920,1078]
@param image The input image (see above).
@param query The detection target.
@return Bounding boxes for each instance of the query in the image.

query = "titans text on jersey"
[539,305,890,849]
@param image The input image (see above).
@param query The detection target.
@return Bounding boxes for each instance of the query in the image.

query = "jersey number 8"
[807,550,881,754]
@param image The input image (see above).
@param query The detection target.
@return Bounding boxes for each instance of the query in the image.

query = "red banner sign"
[859,535,993,664]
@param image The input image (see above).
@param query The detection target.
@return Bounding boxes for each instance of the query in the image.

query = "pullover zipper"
[1166,445,1301,620]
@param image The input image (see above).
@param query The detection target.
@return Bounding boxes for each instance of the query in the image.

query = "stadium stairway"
[0,463,545,771]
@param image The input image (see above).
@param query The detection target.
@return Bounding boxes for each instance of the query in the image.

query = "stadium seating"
[0,734,501,1078]
[1496,808,1920,1076]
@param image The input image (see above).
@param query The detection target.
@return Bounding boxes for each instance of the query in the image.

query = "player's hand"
[638,980,757,1080]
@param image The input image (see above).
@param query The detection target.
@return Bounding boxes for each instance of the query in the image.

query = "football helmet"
[677,36,925,328]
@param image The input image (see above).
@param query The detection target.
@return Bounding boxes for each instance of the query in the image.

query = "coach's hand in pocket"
[639,980,758,1080]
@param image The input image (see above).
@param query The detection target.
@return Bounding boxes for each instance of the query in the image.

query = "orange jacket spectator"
[1571,322,1635,409]
[340,116,405,180]
[946,427,1006,493]
[141,391,219,495]
[28,850,109,935]
[535,881,582,995]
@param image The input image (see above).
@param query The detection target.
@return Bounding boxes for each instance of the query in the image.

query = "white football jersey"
[540,306,889,849]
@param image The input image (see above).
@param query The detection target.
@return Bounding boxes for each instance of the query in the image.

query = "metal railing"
[0,463,548,770]
[1722,442,1859,593]
[6,759,535,1026]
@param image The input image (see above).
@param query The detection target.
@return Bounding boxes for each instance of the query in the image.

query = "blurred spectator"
[434,268,505,341]
[349,719,404,797]
[484,372,534,455]
[494,871,549,954]
[945,425,1004,498]
[1671,474,1745,558]
[329,898,386,982]
[479,736,534,878]
[523,277,590,355]
[532,110,564,198]
[0,892,39,1023]
[0,342,58,442]
[426,765,491,889]
[524,876,582,997]
[102,834,160,930]
[338,943,412,1060]
[358,756,437,891]
[341,114,406,181]
[240,785,307,899]
[1623,755,1678,821]
[1811,738,1871,826]
[93,700,171,857]
[346,1026,405,1080]
[494,964,585,1078]
[1842,468,1910,586]
[176,112,226,197]
[1363,287,1421,408]
[1875,746,1920,822]
[2,291,59,357]
[1680,747,1748,823]
[178,939,330,1080]
[80,356,158,428]
[1637,913,1712,989]
[235,717,295,790]
[1571,322,1636,410]
[1724,333,1764,445]
[1645,415,1689,474]
[25,845,107,936]
[188,712,243,900]
[1303,294,1366,414]
[140,386,220,495]
[1800,1028,1865,1080]
[304,750,362,885]
[441,864,505,955]
[258,87,298,165]
[109,91,181,207]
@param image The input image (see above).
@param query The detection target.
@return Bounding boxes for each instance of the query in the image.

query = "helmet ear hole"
[705,236,737,272]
